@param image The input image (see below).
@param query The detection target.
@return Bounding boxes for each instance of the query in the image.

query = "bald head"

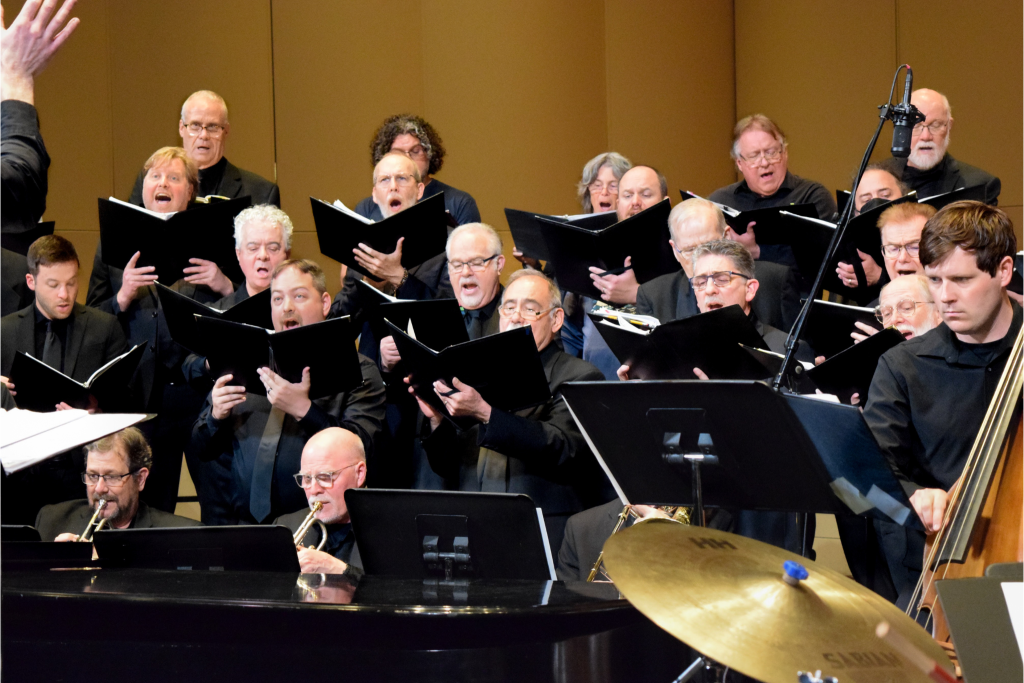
[908,89,953,171]
[299,428,366,525]
[668,199,727,278]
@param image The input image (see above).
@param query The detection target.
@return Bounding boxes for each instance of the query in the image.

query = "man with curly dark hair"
[353,114,480,225]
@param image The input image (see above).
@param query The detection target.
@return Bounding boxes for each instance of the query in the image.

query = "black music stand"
[93,526,301,572]
[346,489,556,581]
[560,380,921,530]
[935,576,1023,683]
[1,524,41,542]
[1,541,94,571]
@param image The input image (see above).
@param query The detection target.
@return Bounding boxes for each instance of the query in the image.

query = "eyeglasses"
[588,181,618,195]
[399,145,429,159]
[82,471,138,488]
[293,464,358,489]
[737,147,784,164]
[689,271,750,291]
[912,120,949,136]
[448,254,499,273]
[874,299,933,324]
[881,241,920,258]
[375,173,416,189]
[498,302,557,320]
[183,121,225,137]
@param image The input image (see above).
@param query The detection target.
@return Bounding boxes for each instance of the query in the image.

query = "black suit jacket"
[635,261,801,331]
[35,498,201,541]
[1,100,49,234]
[892,153,1001,206]
[0,302,128,382]
[129,157,280,207]
[421,344,609,519]
[1,248,32,317]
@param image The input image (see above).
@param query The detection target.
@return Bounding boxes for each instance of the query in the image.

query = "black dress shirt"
[894,153,1001,206]
[864,302,1022,493]
[33,306,71,373]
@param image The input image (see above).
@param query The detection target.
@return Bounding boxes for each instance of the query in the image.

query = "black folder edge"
[800,299,882,360]
[156,282,273,355]
[802,327,906,402]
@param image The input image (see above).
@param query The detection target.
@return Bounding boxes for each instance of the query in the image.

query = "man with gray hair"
[635,198,800,330]
[129,89,279,206]
[890,89,1000,206]
[36,427,201,542]
[411,268,609,551]
[708,114,836,266]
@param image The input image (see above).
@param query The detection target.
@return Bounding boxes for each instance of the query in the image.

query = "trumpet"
[293,501,328,551]
[586,505,690,582]
[79,498,109,543]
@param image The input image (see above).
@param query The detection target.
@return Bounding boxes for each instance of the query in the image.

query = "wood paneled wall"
[12,0,1021,302]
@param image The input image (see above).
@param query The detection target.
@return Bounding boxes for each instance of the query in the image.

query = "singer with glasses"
[35,427,200,542]
[708,114,836,266]
[128,90,279,206]
[409,269,610,552]
[872,275,941,341]
[273,428,367,575]
[890,89,1001,207]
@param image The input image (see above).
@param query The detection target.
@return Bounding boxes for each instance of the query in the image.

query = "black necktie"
[42,320,63,373]
[249,406,285,522]
[465,309,483,340]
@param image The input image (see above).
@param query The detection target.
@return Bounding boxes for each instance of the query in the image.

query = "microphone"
[890,65,924,158]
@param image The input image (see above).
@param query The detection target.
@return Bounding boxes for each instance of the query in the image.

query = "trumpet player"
[35,427,200,542]
[273,427,365,575]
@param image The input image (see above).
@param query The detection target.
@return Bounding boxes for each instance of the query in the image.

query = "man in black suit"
[891,89,1000,206]
[274,427,365,575]
[188,259,385,525]
[1,235,128,523]
[128,90,279,207]
[412,269,610,552]
[36,427,200,541]
[636,197,800,330]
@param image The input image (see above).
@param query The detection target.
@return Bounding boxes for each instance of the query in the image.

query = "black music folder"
[920,184,987,211]
[535,199,676,297]
[197,316,362,400]
[98,196,249,283]
[355,280,468,353]
[934,576,1023,683]
[1,221,54,255]
[8,343,147,413]
[504,208,617,262]
[560,380,920,527]
[801,299,881,359]
[311,192,449,279]
[155,282,272,355]
[386,321,551,430]
[590,305,770,380]
[803,327,905,403]
[346,489,555,580]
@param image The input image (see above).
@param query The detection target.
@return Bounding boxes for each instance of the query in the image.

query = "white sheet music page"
[0,409,150,473]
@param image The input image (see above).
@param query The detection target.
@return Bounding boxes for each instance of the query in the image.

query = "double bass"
[909,325,1023,662]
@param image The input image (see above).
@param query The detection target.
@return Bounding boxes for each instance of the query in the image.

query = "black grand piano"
[2,569,690,682]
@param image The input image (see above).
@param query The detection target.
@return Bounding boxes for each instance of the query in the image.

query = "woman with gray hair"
[576,152,632,213]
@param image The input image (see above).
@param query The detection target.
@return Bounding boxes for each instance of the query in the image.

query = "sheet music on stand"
[0,409,152,473]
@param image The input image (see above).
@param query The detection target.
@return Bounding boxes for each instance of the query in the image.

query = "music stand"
[93,526,301,572]
[345,489,556,581]
[560,380,920,529]
[1,524,41,542]
[935,577,1023,683]
[1,541,94,571]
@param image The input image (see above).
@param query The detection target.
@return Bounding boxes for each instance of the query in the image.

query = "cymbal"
[603,520,953,683]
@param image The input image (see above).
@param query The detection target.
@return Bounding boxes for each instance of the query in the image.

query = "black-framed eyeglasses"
[881,241,920,258]
[911,120,949,136]
[183,121,225,137]
[689,271,750,291]
[448,254,499,272]
[874,299,933,324]
[82,471,138,488]
[293,464,358,489]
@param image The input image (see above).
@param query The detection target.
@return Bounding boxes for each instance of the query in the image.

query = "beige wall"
[13,0,1022,301]
[735,0,1023,240]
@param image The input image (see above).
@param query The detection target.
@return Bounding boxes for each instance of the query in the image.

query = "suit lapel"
[63,304,87,378]
[219,160,244,199]
[14,306,36,360]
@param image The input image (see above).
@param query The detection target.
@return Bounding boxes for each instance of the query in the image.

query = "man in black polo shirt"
[864,200,1020,608]
[709,114,836,268]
